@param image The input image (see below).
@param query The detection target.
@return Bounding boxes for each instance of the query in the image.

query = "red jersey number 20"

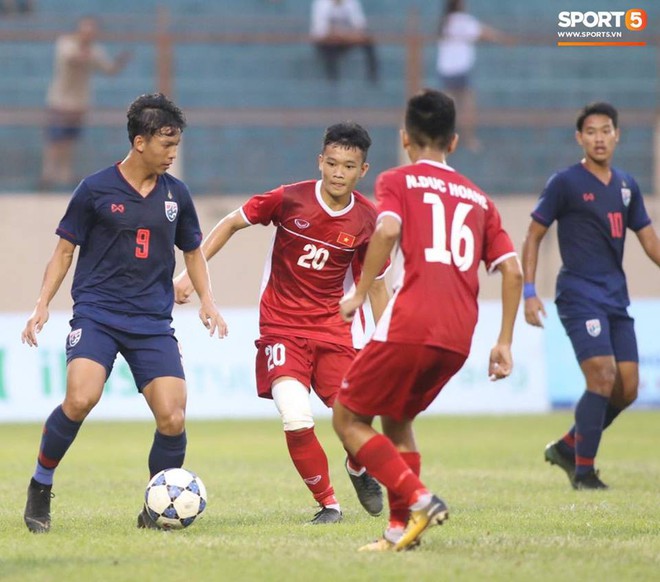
[424,193,475,271]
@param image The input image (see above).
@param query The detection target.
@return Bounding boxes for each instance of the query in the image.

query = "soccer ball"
[144,468,207,530]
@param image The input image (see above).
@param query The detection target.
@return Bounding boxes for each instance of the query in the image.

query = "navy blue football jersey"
[56,164,202,334]
[532,162,651,312]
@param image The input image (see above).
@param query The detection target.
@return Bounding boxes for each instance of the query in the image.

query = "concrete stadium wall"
[3,193,659,314]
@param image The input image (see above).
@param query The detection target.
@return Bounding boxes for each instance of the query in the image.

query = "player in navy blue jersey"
[20,93,227,533]
[522,102,660,490]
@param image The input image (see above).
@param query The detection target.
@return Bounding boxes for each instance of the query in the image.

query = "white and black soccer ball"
[144,468,207,530]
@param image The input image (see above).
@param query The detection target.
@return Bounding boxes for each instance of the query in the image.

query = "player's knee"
[272,380,314,431]
[586,363,617,395]
[62,393,99,420]
[155,408,186,435]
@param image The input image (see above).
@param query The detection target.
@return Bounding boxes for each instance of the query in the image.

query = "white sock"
[410,492,432,511]
[346,461,366,477]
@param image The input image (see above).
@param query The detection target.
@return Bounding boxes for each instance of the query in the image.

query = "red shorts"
[255,335,356,406]
[338,340,467,421]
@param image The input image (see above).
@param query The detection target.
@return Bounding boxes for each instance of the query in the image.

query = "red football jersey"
[372,160,516,355]
[241,180,383,348]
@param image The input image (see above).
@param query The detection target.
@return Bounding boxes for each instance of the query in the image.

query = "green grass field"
[1,411,659,582]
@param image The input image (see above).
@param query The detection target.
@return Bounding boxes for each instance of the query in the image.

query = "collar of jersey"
[416,159,455,172]
[315,180,355,217]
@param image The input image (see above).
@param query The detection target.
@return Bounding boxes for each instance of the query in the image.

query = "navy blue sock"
[148,430,187,477]
[33,405,83,486]
[574,391,608,476]
[561,401,622,456]
[602,403,623,429]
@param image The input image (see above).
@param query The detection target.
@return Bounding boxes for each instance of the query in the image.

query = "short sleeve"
[531,172,564,227]
[626,178,652,232]
[483,202,516,273]
[241,186,284,226]
[374,170,403,224]
[175,185,203,252]
[55,181,95,246]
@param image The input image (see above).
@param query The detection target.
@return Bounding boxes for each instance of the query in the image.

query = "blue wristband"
[523,283,537,300]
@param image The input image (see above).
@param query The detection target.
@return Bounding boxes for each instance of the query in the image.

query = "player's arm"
[21,237,76,347]
[636,224,660,268]
[488,256,523,381]
[174,209,251,304]
[366,278,389,324]
[340,215,399,322]
[183,247,228,339]
[521,219,549,328]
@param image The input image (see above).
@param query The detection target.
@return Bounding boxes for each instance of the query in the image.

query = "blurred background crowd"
[0,0,657,197]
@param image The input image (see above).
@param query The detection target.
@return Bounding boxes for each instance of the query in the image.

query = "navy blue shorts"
[65,317,185,391]
[440,73,471,91]
[558,308,638,363]
[45,109,84,142]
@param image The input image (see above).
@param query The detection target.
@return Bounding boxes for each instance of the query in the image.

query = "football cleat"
[358,537,395,552]
[358,528,420,552]
[544,441,576,486]
[309,506,342,525]
[24,478,54,534]
[573,469,609,490]
[137,507,161,530]
[393,494,449,552]
[345,458,383,517]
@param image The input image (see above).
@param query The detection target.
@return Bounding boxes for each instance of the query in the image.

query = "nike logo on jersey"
[582,193,595,202]
[294,218,310,229]
[337,232,356,247]
[111,204,125,213]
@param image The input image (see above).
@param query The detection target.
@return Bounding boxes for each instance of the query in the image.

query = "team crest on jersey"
[585,319,601,338]
[621,187,631,207]
[165,201,178,222]
[68,328,82,347]
[294,218,310,229]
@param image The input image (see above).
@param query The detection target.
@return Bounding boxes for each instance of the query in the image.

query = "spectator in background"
[437,0,513,152]
[0,0,33,15]
[41,16,131,189]
[310,0,379,84]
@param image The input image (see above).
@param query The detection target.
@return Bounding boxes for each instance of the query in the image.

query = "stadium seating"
[1,0,656,194]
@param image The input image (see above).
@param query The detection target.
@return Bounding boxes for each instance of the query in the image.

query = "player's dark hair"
[126,93,187,145]
[323,122,372,161]
[405,88,456,150]
[576,102,618,131]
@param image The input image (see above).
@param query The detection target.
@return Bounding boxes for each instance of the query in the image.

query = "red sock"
[285,428,336,506]
[388,451,421,528]
[346,453,363,473]
[355,434,425,507]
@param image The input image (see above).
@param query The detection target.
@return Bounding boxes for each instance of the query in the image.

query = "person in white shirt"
[437,0,513,151]
[310,0,379,83]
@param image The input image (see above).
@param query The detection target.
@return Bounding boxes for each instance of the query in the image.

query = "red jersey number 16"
[424,193,475,272]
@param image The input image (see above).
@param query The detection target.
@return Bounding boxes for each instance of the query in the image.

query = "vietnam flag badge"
[337,232,356,247]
